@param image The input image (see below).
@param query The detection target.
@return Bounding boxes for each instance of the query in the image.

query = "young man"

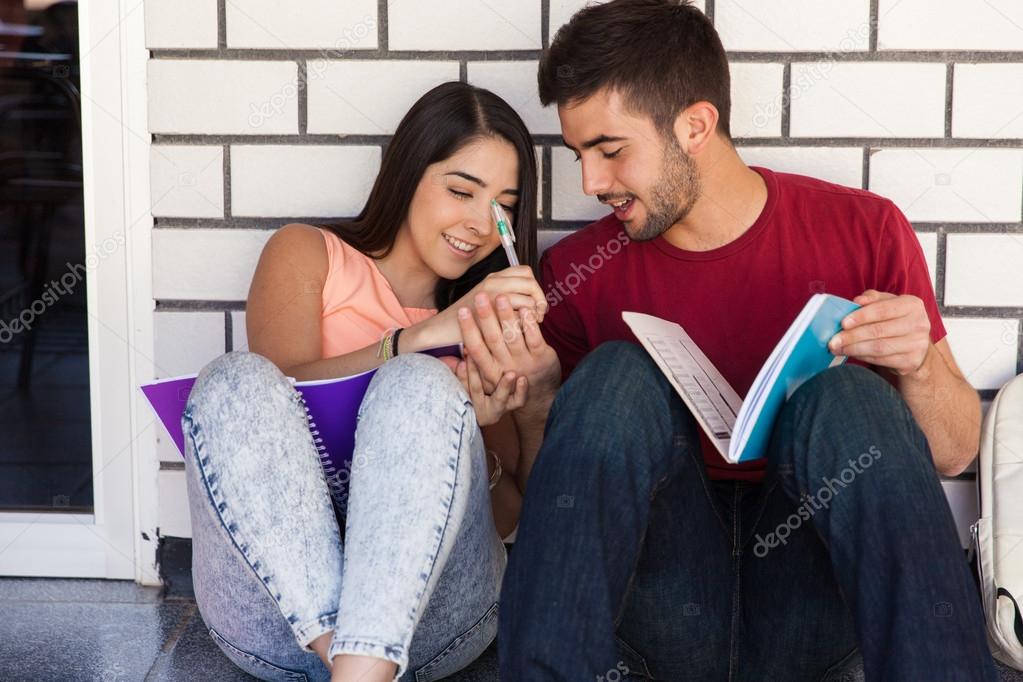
[454,0,996,679]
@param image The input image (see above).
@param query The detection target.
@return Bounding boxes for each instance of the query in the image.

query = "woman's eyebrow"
[444,170,519,196]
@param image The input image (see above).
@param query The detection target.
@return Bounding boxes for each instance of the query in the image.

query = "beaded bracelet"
[376,327,402,362]
[488,449,502,490]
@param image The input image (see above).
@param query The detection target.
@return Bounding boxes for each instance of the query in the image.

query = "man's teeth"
[443,234,477,253]
[612,199,631,208]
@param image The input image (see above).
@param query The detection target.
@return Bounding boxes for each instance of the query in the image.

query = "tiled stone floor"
[0,576,1019,681]
[0,577,498,681]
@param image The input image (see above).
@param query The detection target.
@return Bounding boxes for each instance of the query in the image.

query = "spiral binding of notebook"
[297,392,350,515]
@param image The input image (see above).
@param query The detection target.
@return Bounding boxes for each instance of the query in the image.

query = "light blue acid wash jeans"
[181,351,507,681]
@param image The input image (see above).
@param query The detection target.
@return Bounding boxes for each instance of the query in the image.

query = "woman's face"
[403,136,521,281]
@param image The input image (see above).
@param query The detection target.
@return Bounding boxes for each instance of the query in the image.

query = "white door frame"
[0,0,158,583]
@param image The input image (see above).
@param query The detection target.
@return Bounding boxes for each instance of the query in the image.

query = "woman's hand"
[459,294,561,400]
[455,355,528,426]
[403,265,548,352]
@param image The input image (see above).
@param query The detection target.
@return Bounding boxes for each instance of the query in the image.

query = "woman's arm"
[247,224,390,380]
[482,414,523,539]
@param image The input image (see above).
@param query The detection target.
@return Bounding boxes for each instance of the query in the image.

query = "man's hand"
[457,293,561,402]
[827,290,933,377]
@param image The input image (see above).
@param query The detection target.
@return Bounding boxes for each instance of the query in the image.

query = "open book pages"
[623,294,859,464]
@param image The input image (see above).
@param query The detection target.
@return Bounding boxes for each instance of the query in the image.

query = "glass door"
[0,0,149,580]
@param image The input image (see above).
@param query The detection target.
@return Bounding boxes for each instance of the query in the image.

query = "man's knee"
[561,340,667,409]
[787,363,901,421]
[779,363,929,471]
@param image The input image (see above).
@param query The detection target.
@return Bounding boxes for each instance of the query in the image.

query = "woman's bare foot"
[329,654,397,682]
[309,631,334,670]
[307,630,398,681]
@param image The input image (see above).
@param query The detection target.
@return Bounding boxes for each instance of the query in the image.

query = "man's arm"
[828,290,980,476]
[894,338,981,477]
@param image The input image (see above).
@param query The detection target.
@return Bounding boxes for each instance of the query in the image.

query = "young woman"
[181,82,545,682]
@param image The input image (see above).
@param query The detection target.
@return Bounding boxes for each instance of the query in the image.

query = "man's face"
[559,89,701,241]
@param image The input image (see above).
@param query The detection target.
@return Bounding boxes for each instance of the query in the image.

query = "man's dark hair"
[538,0,731,139]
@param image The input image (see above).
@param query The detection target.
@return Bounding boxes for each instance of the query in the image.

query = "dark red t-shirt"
[539,167,946,482]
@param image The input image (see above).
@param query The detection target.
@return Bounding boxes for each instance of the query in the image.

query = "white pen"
[490,199,519,267]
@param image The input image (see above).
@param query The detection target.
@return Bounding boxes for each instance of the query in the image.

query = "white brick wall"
[387,1,541,51]
[144,0,218,49]
[148,60,299,134]
[307,61,459,135]
[152,229,271,301]
[150,146,224,219]
[231,146,381,218]
[789,63,946,138]
[878,0,1023,51]
[468,61,561,136]
[225,0,378,50]
[869,149,1023,223]
[946,235,1023,308]
[737,147,863,188]
[952,64,1023,139]
[730,62,785,137]
[146,0,1022,541]
[716,0,870,53]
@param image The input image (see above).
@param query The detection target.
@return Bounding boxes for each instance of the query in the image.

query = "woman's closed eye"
[449,188,515,214]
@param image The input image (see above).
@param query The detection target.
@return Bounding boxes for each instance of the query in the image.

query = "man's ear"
[672,101,720,155]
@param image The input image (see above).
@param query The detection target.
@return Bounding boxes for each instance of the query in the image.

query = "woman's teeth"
[443,234,478,253]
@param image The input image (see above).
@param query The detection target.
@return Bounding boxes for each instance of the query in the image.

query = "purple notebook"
[140,346,461,512]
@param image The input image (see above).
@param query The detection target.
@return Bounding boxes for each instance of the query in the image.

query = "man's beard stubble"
[628,138,701,242]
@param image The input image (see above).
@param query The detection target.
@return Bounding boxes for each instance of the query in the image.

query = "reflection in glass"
[0,0,92,511]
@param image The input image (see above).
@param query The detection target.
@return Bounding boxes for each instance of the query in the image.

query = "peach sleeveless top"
[317,227,437,358]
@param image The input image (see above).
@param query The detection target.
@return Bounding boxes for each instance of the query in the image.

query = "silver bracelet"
[487,449,502,490]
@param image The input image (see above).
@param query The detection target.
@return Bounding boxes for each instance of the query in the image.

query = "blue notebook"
[622,294,861,463]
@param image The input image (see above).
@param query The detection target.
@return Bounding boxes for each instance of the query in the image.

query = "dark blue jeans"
[499,341,995,681]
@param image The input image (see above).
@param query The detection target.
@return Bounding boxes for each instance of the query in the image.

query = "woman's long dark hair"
[316,82,538,311]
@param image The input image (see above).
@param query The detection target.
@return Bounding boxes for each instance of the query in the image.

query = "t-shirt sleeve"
[875,203,947,345]
[539,250,590,381]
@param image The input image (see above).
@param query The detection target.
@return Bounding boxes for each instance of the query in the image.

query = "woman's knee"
[188,351,292,416]
[362,352,468,414]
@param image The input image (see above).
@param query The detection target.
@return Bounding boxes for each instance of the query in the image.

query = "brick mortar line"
[222,145,232,219]
[149,49,545,60]
[541,0,550,49]
[147,49,1023,62]
[944,63,954,138]
[151,135,1023,147]
[869,0,879,52]
[224,310,233,353]
[935,228,947,308]
[155,298,1023,320]
[542,146,553,224]
[216,0,226,50]
[780,63,791,138]
[861,146,870,190]
[1017,323,1023,376]
[151,218,1021,233]
[377,0,388,52]
[297,59,308,135]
